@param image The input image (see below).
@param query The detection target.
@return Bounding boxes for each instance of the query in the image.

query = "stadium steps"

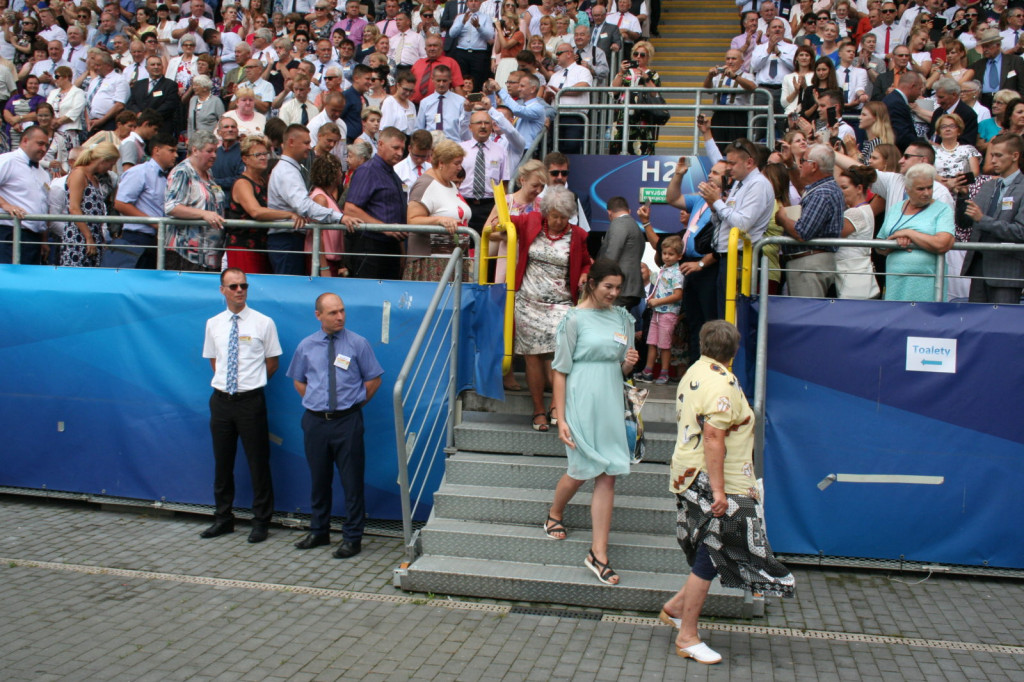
[652,0,738,155]
[396,382,764,618]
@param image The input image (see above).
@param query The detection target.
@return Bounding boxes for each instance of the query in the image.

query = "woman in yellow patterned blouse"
[660,320,794,666]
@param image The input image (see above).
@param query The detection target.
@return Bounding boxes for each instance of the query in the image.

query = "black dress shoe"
[248,525,269,543]
[333,539,361,559]
[294,532,330,549]
[199,520,234,539]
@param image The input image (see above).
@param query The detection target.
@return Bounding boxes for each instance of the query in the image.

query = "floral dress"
[514,230,572,355]
[60,181,108,267]
[610,68,663,156]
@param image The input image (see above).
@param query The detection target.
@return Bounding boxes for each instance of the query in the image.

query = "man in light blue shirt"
[447,0,494,91]
[491,73,548,147]
[113,133,177,269]
[414,65,467,140]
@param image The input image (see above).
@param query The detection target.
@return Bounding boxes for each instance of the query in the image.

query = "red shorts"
[648,311,678,350]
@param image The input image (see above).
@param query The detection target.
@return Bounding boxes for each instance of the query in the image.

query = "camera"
[947,17,969,33]
[624,59,638,69]
[961,171,976,185]
[575,52,583,65]
[715,66,725,74]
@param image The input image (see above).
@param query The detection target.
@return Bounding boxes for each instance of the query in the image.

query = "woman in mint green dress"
[544,259,640,587]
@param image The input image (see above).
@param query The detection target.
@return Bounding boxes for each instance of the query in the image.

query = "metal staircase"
[397,385,763,618]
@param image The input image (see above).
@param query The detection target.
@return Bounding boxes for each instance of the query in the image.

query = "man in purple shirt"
[343,126,408,279]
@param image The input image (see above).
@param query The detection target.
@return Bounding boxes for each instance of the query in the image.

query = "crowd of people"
[701,0,1024,305]
[0,0,669,270]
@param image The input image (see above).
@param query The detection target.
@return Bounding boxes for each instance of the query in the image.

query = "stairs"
[654,0,742,155]
[397,382,763,618]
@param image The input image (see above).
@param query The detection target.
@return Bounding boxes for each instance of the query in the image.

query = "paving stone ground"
[1,496,1022,681]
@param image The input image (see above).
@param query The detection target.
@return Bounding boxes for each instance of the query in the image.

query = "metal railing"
[551,86,778,155]
[1,214,481,277]
[477,182,518,374]
[393,249,464,563]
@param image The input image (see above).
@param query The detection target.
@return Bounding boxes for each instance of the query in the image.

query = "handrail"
[393,248,463,563]
[478,182,518,374]
[725,227,753,325]
[0,214,480,277]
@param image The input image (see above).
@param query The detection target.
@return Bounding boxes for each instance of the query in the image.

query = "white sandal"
[676,641,722,664]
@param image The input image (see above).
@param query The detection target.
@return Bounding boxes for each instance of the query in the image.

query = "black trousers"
[464,197,494,237]
[301,408,366,541]
[683,260,720,364]
[967,260,1023,303]
[348,233,403,280]
[453,47,490,92]
[209,388,274,525]
[120,230,157,269]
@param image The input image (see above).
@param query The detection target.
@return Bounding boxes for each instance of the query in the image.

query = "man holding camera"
[545,42,593,154]
[703,49,755,147]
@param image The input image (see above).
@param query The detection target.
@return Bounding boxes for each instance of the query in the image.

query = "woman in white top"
[379,71,417,134]
[224,87,267,138]
[46,66,85,139]
[404,138,471,282]
[835,164,880,299]
[167,35,199,94]
[156,5,179,57]
[782,44,815,116]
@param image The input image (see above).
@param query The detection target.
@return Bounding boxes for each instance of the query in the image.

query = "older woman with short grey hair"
[186,74,225,139]
[492,184,593,431]
[164,129,227,271]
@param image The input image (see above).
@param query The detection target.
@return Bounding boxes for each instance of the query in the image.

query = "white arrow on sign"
[817,473,945,490]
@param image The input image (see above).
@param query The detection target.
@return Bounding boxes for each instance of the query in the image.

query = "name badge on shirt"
[726,199,736,208]
[434,113,442,124]
[335,354,351,370]
[1002,196,1014,211]
[238,335,252,345]
[154,91,162,97]
[613,332,628,345]
[1009,70,1018,79]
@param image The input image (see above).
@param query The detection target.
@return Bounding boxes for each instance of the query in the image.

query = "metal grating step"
[454,412,677,463]
[400,555,759,617]
[419,517,684,573]
[446,451,669,498]
[432,483,676,533]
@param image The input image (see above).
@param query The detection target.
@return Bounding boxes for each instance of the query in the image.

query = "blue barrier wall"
[763,298,1024,569]
[0,267,503,522]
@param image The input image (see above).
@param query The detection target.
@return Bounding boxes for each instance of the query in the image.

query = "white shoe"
[676,641,722,664]
[658,609,681,629]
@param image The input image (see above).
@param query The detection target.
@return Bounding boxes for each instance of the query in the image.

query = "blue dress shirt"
[287,327,384,412]
[116,159,168,236]
[496,92,547,146]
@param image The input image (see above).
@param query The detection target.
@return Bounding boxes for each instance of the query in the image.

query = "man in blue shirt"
[491,73,548,148]
[113,133,178,269]
[447,0,495,92]
[343,126,408,280]
[287,292,384,559]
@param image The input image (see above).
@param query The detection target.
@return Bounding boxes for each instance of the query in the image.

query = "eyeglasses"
[966,12,978,17]
[225,283,249,290]
[549,169,569,176]
[325,75,340,80]
[634,52,647,57]
[246,152,270,158]
[902,152,926,159]
[421,11,433,16]
[816,15,829,20]
[881,8,896,13]
[555,50,568,55]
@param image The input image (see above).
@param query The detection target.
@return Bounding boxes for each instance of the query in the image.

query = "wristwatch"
[698,261,705,268]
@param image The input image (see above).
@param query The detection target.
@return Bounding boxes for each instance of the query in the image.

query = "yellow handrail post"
[725,227,752,325]
[478,182,518,376]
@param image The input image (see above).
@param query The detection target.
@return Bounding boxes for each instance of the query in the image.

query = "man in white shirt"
[544,42,592,154]
[250,29,279,65]
[572,25,610,86]
[64,26,90,79]
[200,267,282,543]
[85,48,129,132]
[607,0,643,50]
[750,18,795,113]
[37,8,67,45]
[279,75,321,126]
[697,137,774,316]
[390,12,426,66]
[267,124,358,274]
[31,40,71,97]
[899,0,929,32]
[307,90,347,165]
[757,0,793,40]
[122,40,150,86]
[705,49,756,145]
[870,2,908,57]
[394,129,433,198]
[306,39,341,85]
[1002,6,1024,52]
[235,60,276,113]
[0,127,52,264]
[836,42,869,111]
[172,1,215,53]
[835,140,955,213]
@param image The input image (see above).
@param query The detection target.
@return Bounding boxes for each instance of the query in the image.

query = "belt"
[784,249,829,262]
[214,387,263,401]
[306,405,361,420]
[464,197,494,205]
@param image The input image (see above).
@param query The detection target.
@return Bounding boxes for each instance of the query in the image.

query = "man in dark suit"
[971,27,1024,108]
[589,3,624,66]
[127,56,182,137]
[929,78,978,146]
[962,132,1024,303]
[882,71,923,151]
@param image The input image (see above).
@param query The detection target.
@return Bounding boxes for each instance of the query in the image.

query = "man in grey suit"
[589,4,623,66]
[970,27,1024,108]
[597,195,645,309]
[962,133,1024,303]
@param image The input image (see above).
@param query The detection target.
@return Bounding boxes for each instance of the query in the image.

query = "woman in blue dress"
[544,259,640,586]
[877,163,955,301]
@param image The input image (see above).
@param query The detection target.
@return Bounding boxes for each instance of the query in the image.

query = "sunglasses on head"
[225,283,249,290]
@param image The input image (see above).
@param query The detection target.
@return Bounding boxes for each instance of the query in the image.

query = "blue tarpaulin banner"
[763,297,1024,568]
[0,267,504,521]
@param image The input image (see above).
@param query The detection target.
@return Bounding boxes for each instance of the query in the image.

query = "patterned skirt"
[675,472,795,598]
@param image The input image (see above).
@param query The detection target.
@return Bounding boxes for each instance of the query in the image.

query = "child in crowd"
[358,106,381,151]
[635,236,683,385]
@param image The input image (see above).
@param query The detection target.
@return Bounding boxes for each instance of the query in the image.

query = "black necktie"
[300,102,309,125]
[327,333,337,412]
[158,169,169,178]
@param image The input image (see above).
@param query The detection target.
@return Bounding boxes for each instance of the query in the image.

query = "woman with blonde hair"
[853,101,895,163]
[224,87,268,138]
[61,142,119,267]
[404,138,472,281]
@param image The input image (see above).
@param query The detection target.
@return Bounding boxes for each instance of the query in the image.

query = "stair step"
[461,389,679,425]
[446,451,670,497]
[419,517,683,573]
[454,412,677,463]
[400,555,759,616]
[432,483,675,533]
